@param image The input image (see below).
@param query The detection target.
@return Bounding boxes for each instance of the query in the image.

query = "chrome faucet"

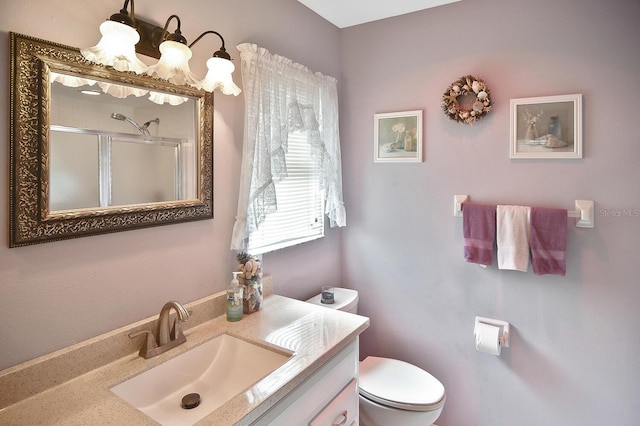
[129,300,191,359]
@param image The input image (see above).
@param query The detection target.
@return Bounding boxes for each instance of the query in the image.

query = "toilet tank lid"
[306,287,358,312]
[359,356,445,412]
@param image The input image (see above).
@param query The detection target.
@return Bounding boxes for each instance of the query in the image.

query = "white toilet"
[306,288,446,426]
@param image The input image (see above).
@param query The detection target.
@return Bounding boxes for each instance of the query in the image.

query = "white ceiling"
[296,0,462,28]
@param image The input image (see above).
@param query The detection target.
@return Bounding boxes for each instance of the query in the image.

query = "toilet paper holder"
[475,316,510,348]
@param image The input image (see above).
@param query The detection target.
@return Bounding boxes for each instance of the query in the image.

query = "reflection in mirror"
[9,33,213,247]
[48,73,198,211]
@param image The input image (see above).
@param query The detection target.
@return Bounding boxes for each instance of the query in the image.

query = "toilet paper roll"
[475,323,502,356]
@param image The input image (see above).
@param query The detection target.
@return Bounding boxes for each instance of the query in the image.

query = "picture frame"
[374,110,423,163]
[510,94,582,159]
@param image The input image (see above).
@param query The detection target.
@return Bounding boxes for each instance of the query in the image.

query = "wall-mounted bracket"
[134,18,165,59]
[453,194,469,217]
[572,199,595,228]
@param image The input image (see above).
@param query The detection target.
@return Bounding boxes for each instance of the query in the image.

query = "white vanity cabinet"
[252,339,359,426]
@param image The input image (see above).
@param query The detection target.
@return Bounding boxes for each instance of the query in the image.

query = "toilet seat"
[359,356,445,412]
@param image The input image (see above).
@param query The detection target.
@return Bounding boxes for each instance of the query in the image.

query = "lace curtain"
[230,43,346,250]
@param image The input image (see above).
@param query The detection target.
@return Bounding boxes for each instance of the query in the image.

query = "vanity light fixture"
[80,0,148,74]
[81,0,241,96]
[189,31,241,96]
[144,14,200,87]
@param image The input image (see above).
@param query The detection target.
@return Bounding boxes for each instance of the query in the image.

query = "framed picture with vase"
[510,94,582,159]
[373,110,423,163]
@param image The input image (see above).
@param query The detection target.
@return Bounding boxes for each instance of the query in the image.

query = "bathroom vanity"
[0,289,369,425]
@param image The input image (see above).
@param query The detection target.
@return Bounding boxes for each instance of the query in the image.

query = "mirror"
[9,33,214,247]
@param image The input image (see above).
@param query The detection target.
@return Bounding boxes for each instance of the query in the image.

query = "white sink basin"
[111,333,293,425]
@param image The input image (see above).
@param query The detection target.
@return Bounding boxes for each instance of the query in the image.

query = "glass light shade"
[145,40,200,87]
[50,72,97,88]
[148,91,189,106]
[200,57,241,96]
[97,81,148,98]
[80,21,148,74]
[50,72,146,98]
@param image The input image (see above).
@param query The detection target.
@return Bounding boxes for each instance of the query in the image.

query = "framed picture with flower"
[374,110,423,163]
[510,94,583,159]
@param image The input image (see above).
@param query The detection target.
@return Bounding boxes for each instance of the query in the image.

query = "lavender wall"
[0,0,342,370]
[339,0,640,424]
[2,0,640,424]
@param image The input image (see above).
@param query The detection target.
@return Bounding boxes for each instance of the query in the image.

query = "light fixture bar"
[189,30,228,56]
[133,18,165,59]
[82,1,241,95]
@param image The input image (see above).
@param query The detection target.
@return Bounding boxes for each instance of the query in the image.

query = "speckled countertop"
[0,292,369,425]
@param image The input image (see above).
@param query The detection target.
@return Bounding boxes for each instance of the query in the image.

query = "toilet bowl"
[306,288,445,426]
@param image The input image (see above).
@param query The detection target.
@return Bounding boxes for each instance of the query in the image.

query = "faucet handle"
[129,330,158,358]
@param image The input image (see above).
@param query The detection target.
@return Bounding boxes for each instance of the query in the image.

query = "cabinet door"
[253,339,358,425]
[309,379,358,426]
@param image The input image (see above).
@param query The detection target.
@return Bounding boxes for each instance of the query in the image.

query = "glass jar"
[242,272,263,314]
[548,116,561,139]
[236,251,263,314]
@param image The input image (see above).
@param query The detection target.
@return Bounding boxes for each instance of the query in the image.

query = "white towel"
[497,205,531,272]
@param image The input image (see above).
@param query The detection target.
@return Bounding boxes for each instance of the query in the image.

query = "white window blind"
[247,131,324,254]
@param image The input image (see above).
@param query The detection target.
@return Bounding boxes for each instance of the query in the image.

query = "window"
[247,131,324,254]
[230,44,345,253]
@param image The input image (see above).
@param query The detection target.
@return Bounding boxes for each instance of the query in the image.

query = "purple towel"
[530,207,568,276]
[463,203,496,266]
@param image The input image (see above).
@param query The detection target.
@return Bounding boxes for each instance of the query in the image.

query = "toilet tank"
[306,288,359,314]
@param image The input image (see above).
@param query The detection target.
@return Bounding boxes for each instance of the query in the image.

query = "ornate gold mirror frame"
[9,33,214,247]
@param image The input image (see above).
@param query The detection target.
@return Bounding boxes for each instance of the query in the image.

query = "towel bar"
[453,195,595,228]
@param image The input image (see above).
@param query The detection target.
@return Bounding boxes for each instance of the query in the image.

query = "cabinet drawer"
[310,379,358,426]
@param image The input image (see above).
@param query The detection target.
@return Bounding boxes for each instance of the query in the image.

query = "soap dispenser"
[227,272,244,322]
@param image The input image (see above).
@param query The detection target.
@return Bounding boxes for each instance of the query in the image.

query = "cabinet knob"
[332,410,348,426]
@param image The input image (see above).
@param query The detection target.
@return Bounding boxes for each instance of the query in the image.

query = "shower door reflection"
[49,126,193,212]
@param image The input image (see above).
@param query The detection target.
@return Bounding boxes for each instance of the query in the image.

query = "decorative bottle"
[226,272,243,322]
[548,116,561,139]
[525,121,538,140]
